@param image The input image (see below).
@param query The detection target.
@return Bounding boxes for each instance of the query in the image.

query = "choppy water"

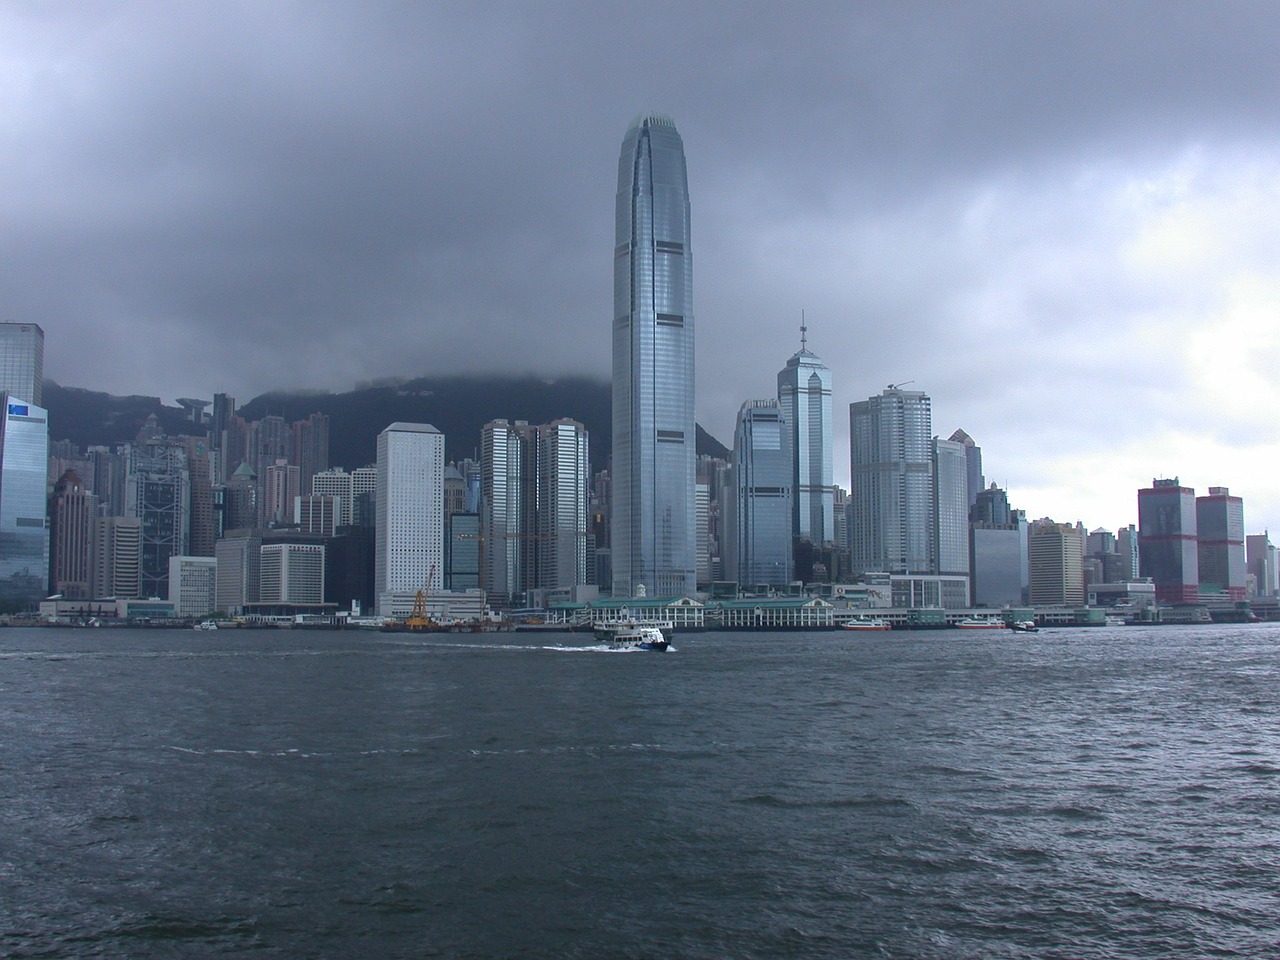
[2,623,1278,958]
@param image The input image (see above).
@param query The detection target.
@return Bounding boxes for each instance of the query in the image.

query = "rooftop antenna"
[800,310,808,351]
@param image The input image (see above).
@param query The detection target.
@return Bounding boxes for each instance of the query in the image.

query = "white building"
[376,422,444,616]
[260,542,325,604]
[167,555,217,618]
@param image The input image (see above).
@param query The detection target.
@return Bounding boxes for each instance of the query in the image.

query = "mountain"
[43,376,731,470]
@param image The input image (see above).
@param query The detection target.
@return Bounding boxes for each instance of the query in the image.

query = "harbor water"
[2,623,1278,958]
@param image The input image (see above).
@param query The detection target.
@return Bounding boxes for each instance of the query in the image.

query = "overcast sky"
[5,1,1280,533]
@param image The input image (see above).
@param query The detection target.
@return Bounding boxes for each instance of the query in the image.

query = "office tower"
[695,482,711,586]
[611,113,695,598]
[1028,521,1084,605]
[777,330,833,544]
[375,422,444,615]
[1196,487,1245,600]
[1246,533,1276,597]
[732,400,793,586]
[312,468,355,525]
[167,556,217,618]
[948,429,984,508]
[970,490,1028,607]
[260,543,325,605]
[0,395,50,608]
[292,412,329,496]
[444,464,467,518]
[0,323,43,405]
[94,516,142,599]
[536,419,591,592]
[1117,524,1140,580]
[446,511,481,590]
[264,459,300,526]
[124,439,190,598]
[932,437,970,595]
[185,437,217,557]
[326,526,376,614]
[352,466,378,528]
[224,462,258,531]
[481,419,535,604]
[295,494,340,536]
[1138,478,1199,604]
[215,532,262,615]
[848,386,933,575]
[49,469,98,599]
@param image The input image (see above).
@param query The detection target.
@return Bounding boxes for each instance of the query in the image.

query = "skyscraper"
[1137,478,1198,605]
[848,386,933,575]
[777,328,834,544]
[1196,487,1245,600]
[375,422,444,616]
[731,400,792,586]
[611,114,695,597]
[0,394,49,608]
[0,322,44,406]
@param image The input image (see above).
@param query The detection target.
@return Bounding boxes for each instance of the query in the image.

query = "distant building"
[969,484,1027,607]
[0,395,50,609]
[777,331,834,544]
[0,322,44,405]
[1138,478,1199,605]
[731,400,792,586]
[215,532,262,615]
[123,438,190,598]
[1246,533,1277,598]
[375,422,444,616]
[1196,487,1245,601]
[48,469,98,600]
[1028,521,1084,605]
[932,436,970,599]
[94,516,142,599]
[849,386,933,575]
[295,494,341,537]
[260,542,325,605]
[168,555,217,618]
[948,428,984,509]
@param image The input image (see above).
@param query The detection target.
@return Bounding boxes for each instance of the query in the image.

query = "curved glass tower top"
[611,114,695,597]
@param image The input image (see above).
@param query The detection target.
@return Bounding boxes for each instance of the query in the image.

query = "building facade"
[932,436,970,595]
[1028,521,1085,605]
[611,113,696,598]
[168,555,217,618]
[0,322,43,405]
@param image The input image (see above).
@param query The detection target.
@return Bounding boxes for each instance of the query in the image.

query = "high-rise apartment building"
[1196,487,1245,600]
[848,386,933,575]
[731,400,792,586]
[611,114,695,598]
[0,394,50,608]
[1138,478,1199,605]
[375,423,444,616]
[777,333,833,544]
[0,322,43,405]
[536,419,591,593]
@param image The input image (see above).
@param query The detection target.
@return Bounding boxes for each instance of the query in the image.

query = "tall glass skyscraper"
[848,386,933,575]
[0,394,50,609]
[777,331,833,544]
[0,323,44,406]
[611,114,695,597]
[732,400,792,586]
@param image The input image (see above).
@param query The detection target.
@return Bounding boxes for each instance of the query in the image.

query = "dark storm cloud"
[5,1,1280,527]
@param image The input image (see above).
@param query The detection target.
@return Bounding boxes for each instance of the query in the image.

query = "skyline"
[5,3,1280,533]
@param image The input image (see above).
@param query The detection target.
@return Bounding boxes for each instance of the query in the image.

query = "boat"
[842,616,891,631]
[194,620,219,631]
[593,618,674,643]
[1009,620,1038,633]
[606,623,669,651]
[1104,615,1125,626]
[955,616,1007,629]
